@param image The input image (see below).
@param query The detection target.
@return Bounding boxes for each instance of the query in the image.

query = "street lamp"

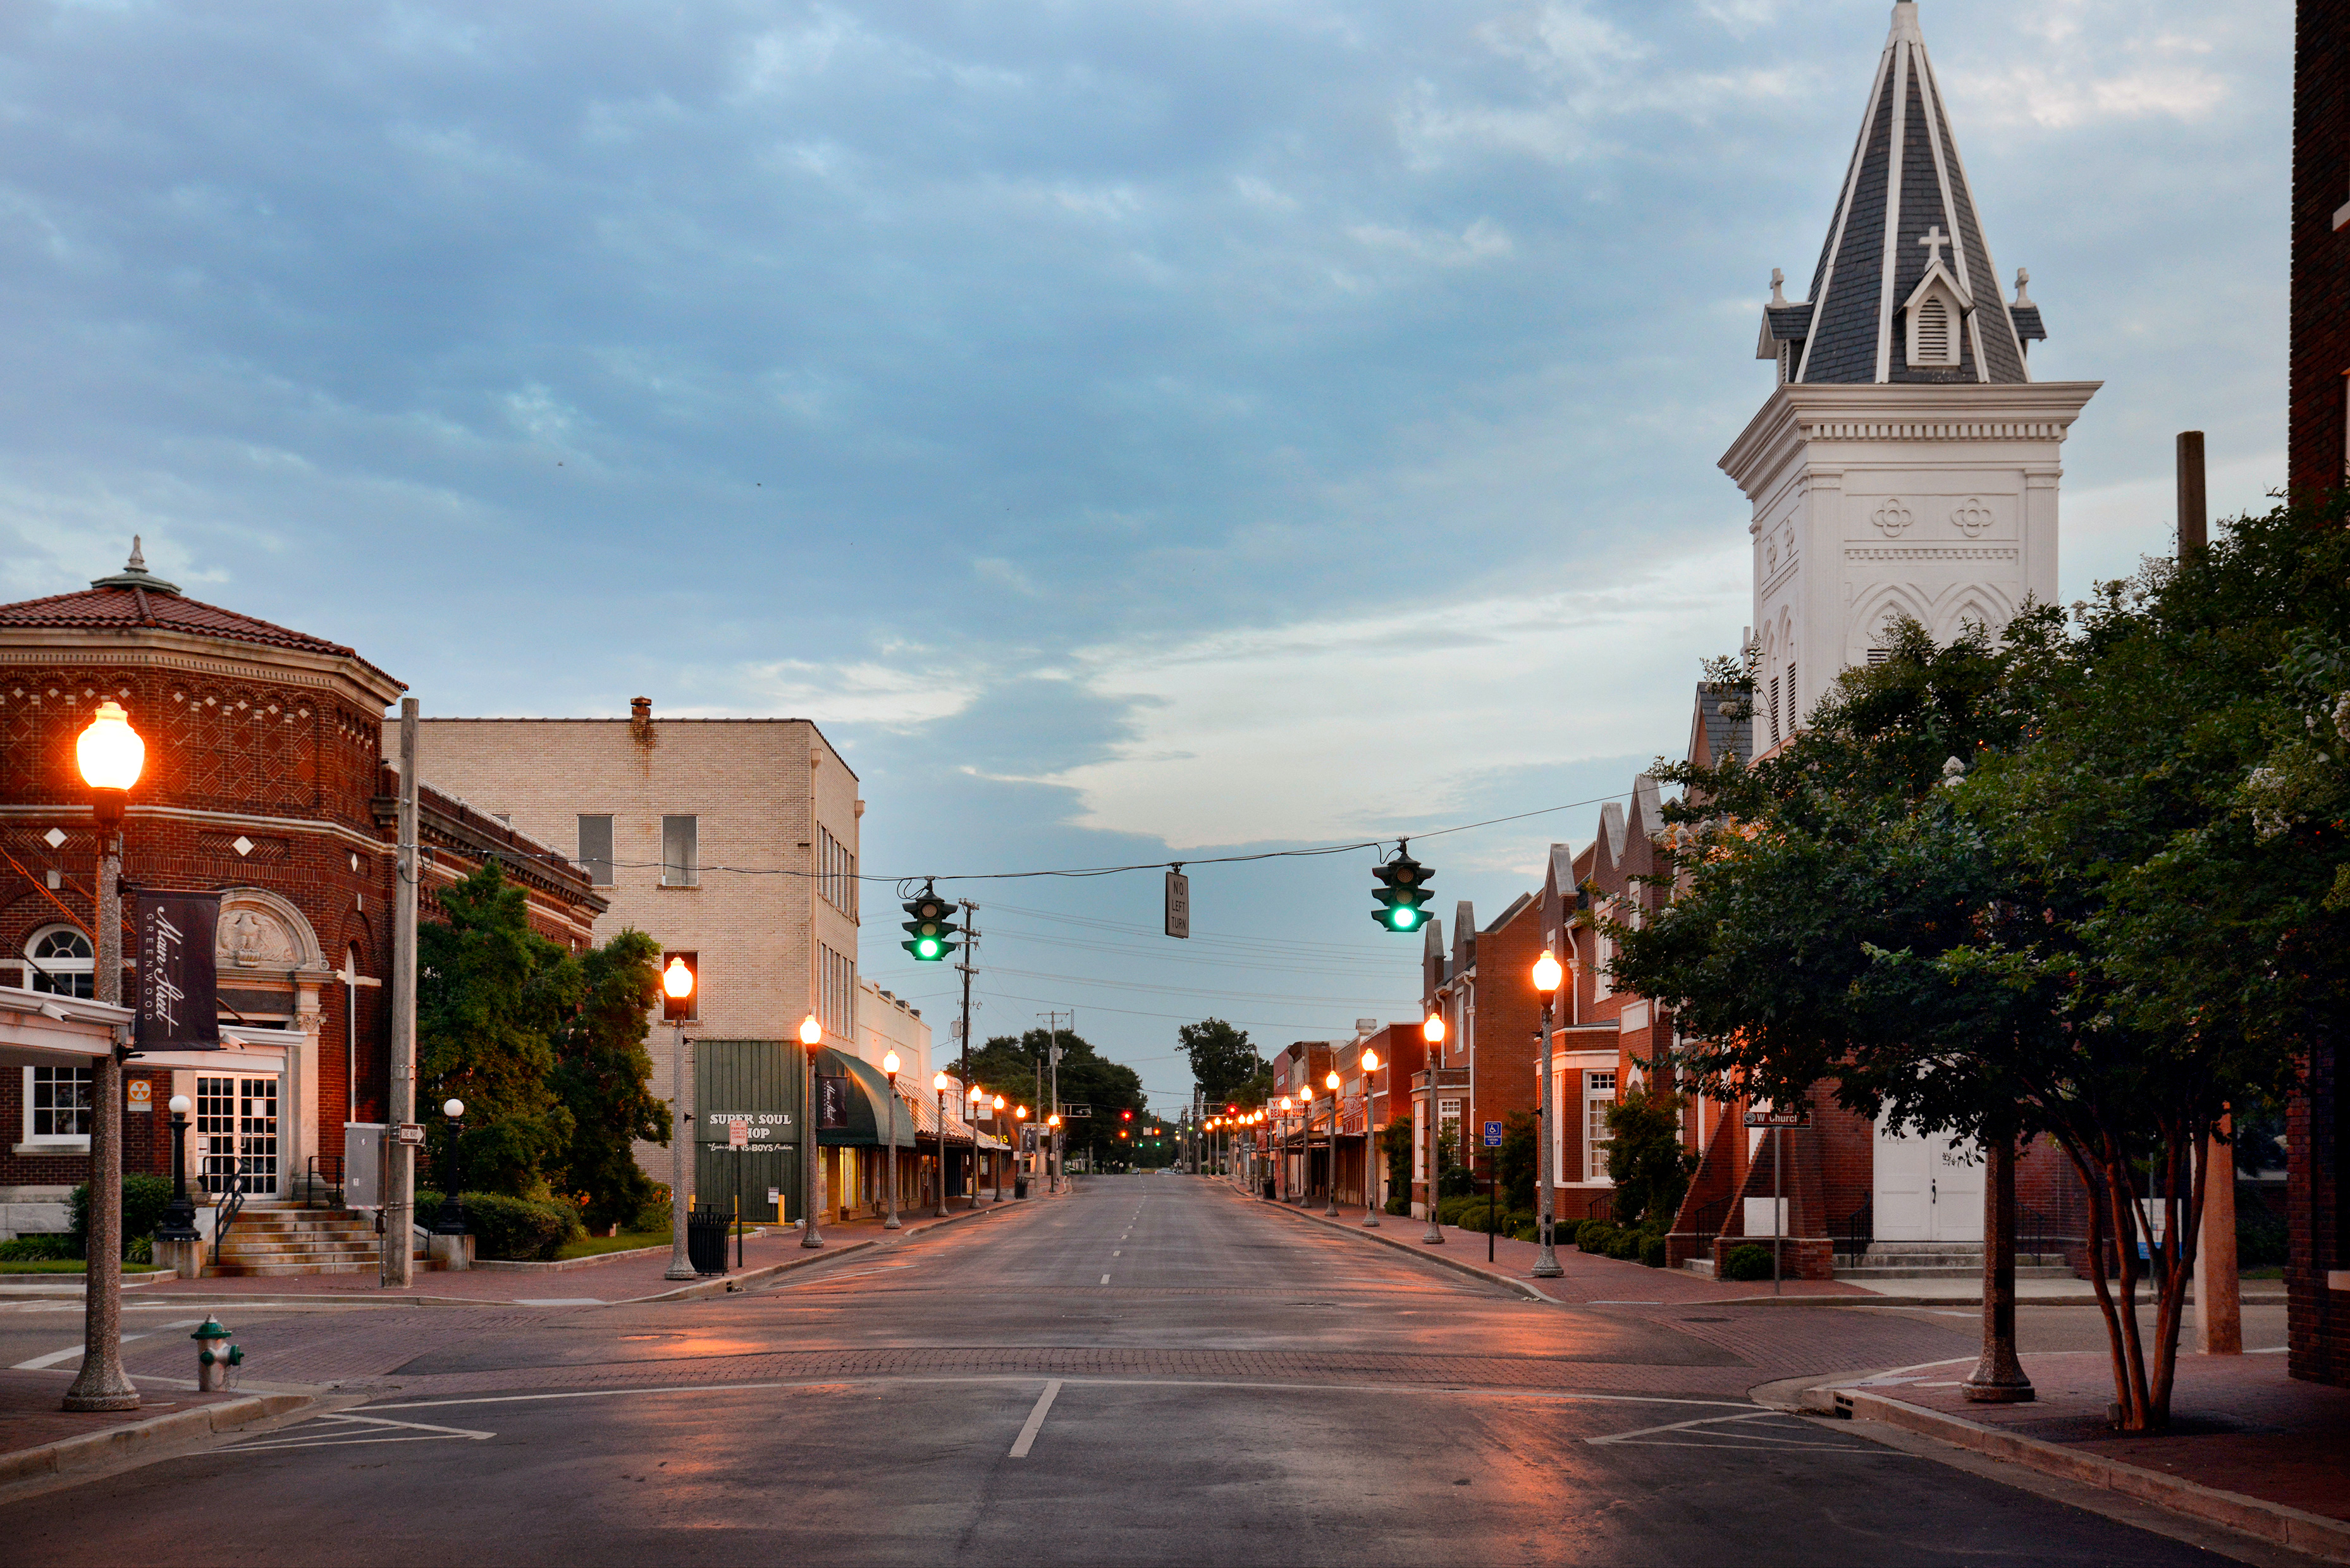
[1530,950,1566,1278]
[662,956,698,1281]
[1015,1105,1030,1196]
[1323,1071,1343,1216]
[1360,1048,1382,1228]
[935,1071,954,1218]
[992,1096,1007,1199]
[66,701,144,1412]
[882,1050,902,1230]
[1421,1012,1446,1247]
[1277,1097,1294,1203]
[1047,1113,1061,1195]
[800,1014,826,1247]
[433,1098,468,1242]
[967,1082,987,1208]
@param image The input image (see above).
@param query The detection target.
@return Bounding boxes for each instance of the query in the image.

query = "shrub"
[412,1190,584,1261]
[1721,1244,1776,1282]
[1604,1228,1642,1261]
[1640,1234,1668,1269]
[631,1190,674,1237]
[1577,1222,1618,1253]
[2237,1206,2288,1269]
[0,1234,77,1261]
[68,1175,176,1259]
[1385,1196,1410,1216]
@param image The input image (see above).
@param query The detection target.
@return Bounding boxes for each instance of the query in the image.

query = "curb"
[0,1390,316,1487]
[1823,1387,2350,1564]
[622,1200,1012,1304]
[471,1229,780,1274]
[1237,1188,1558,1304]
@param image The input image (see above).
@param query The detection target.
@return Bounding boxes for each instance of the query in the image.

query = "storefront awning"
[817,1050,1014,1151]
[0,986,130,1070]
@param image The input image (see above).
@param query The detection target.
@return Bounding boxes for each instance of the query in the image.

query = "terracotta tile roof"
[0,584,364,659]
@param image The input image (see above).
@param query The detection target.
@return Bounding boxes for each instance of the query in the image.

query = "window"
[820,944,856,1040]
[1592,929,1613,1001]
[1768,677,1780,744]
[577,815,615,886]
[818,824,857,917]
[1867,647,1890,667]
[197,1075,278,1196]
[1913,297,1950,362]
[1585,1071,1618,1182]
[1437,1096,1461,1167]
[24,1065,92,1144]
[24,926,94,999]
[660,816,698,887]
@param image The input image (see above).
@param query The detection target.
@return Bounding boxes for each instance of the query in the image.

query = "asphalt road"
[0,1177,2300,1565]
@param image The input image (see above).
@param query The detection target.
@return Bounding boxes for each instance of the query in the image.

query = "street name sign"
[1743,1108,1812,1129]
[1061,1105,1092,1118]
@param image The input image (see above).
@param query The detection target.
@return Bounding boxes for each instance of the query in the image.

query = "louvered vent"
[1914,297,1952,364]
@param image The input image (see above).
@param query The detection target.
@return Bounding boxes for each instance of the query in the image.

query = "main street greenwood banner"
[135,888,221,1051]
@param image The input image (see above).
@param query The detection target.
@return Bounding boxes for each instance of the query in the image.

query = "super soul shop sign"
[701,1111,795,1153]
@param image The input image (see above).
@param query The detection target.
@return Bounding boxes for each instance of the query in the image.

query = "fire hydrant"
[192,1318,242,1392]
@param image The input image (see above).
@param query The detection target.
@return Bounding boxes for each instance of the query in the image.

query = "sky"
[0,0,2292,1114]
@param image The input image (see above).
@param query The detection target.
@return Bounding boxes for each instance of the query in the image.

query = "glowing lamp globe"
[662,958,694,1000]
[935,1071,950,1093]
[1016,1105,1028,1120]
[1362,1048,1380,1072]
[1326,1070,1340,1092]
[994,1095,1006,1112]
[77,701,145,793]
[1422,1014,1446,1045]
[1532,950,1565,995]
[883,1049,901,1076]
[969,1084,984,1101]
[798,1015,823,1047]
[1048,1114,1061,1128]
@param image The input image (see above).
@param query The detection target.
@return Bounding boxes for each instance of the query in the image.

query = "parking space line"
[1008,1380,1062,1458]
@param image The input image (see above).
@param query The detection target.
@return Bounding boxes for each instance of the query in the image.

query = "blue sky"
[0,0,2291,1112]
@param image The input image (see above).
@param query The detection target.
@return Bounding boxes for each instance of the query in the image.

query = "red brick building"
[0,546,601,1236]
[2289,0,2350,1388]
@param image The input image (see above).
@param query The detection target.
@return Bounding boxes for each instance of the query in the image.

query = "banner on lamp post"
[134,888,221,1052]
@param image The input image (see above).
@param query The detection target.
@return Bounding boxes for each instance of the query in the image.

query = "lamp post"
[1360,1048,1382,1228]
[966,1082,986,1209]
[992,1096,1007,1199]
[1531,950,1565,1278]
[882,1050,902,1229]
[661,956,698,1281]
[1014,1105,1029,1196]
[799,1014,825,1247]
[1421,1012,1446,1246]
[159,1095,199,1243]
[66,700,143,1412]
[1322,1072,1342,1216]
[1276,1098,1293,1203]
[433,1098,468,1237]
[935,1072,954,1218]
[1047,1113,1061,1194]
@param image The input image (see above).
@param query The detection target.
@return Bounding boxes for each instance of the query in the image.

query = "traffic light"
[901,883,959,961]
[1372,849,1435,933]
[1121,1109,1133,1122]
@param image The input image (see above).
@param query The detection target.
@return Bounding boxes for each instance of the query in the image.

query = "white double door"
[1872,1117,1983,1242]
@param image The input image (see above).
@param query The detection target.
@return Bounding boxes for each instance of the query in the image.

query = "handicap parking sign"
[1483,1120,1504,1148]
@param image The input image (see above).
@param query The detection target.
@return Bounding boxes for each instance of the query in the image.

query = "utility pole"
[382,698,419,1290]
[1046,1011,1065,1193]
[957,903,977,1207]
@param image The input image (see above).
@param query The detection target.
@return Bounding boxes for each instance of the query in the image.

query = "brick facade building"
[2289,0,2350,1390]
[0,546,600,1235]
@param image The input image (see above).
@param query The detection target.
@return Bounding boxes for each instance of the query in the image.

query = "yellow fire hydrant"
[192,1318,242,1392]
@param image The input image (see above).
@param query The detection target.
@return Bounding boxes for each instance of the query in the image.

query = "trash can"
[1014,1175,1031,1200]
[686,1205,730,1275]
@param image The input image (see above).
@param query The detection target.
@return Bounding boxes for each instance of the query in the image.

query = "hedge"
[68,1175,176,1259]
[1721,1243,1776,1282]
[414,1190,585,1261]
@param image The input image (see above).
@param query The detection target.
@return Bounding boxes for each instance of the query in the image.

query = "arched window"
[24,926,94,1000]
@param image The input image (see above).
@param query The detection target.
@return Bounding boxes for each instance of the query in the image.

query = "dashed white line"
[1008,1380,1062,1459]
[1100,1273,1111,1285]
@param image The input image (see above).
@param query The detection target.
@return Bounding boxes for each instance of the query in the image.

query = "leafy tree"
[553,928,672,1232]
[417,862,577,1199]
[1381,1117,1414,1214]
[1178,1017,1261,1106]
[1498,1109,1537,1211]
[968,1027,1146,1167]
[1604,1085,1694,1230]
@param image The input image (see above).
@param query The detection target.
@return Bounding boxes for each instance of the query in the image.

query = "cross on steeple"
[1917,224,1950,269]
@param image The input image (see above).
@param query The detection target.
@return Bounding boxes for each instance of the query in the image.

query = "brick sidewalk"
[126,1197,1018,1306]
[1241,1188,1869,1303]
[0,1367,262,1464]
[1861,1349,2350,1526]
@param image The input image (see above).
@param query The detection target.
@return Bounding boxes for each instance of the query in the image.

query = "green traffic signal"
[1372,851,1434,933]
[901,884,960,962]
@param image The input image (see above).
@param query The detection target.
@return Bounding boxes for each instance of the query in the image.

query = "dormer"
[1901,230,1971,370]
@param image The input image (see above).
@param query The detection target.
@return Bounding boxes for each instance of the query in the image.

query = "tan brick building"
[400,702,863,1191]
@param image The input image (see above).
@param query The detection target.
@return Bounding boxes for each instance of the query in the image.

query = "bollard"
[192,1318,242,1392]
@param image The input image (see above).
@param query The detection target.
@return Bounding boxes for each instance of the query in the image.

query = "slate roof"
[1764,3,2038,386]
[1692,682,1754,769]
[0,542,402,689]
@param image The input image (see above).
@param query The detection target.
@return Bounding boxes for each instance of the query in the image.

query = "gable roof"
[1757,2,2036,387]
[1690,682,1754,769]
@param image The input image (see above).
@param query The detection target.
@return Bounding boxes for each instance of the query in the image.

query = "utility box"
[343,1124,384,1210]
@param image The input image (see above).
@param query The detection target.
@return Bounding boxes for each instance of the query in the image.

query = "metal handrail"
[306,1155,345,1210]
[211,1181,248,1268]
[1833,1196,1873,1262]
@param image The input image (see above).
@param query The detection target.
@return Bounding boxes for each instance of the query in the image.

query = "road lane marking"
[224,1413,495,1454]
[1587,1409,1886,1454]
[12,1320,200,1370]
[1008,1380,1062,1458]
[1100,1274,1110,1284]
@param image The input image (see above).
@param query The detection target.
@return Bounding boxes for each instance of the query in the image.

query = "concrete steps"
[1834,1242,2073,1281]
[202,1205,439,1278]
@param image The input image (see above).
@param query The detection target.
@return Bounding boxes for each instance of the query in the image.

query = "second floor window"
[577,815,615,886]
[661,816,699,887]
[25,926,94,999]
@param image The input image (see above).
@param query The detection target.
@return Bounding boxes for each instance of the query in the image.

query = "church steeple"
[1757,1,2045,386]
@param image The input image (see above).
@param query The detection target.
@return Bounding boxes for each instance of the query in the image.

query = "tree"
[1604,1086,1694,1230]
[1178,1017,1260,1106]
[416,861,577,1199]
[967,1027,1147,1167]
[1498,1109,1537,1211]
[1612,500,2349,1430]
[553,928,672,1232]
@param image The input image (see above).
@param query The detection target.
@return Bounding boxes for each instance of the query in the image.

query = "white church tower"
[1720,1,2099,750]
